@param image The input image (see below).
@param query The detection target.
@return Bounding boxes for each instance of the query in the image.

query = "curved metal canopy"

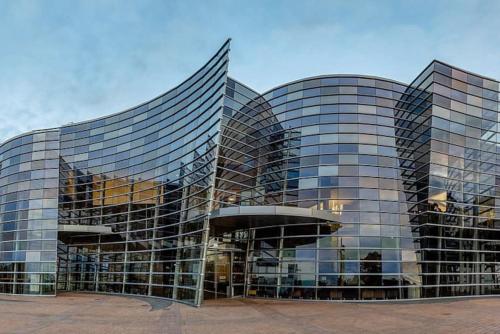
[208,205,340,230]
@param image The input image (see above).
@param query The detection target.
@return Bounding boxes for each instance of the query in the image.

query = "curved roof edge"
[0,127,61,150]
[1,38,232,147]
[260,74,409,97]
[59,38,232,129]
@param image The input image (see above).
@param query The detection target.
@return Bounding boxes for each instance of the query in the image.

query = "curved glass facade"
[0,40,499,305]
[215,75,421,300]
[0,129,60,295]
[56,41,230,305]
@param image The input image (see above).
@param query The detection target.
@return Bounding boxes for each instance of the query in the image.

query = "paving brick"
[0,293,499,333]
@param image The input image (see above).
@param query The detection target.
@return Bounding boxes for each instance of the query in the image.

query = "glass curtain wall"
[56,41,230,306]
[239,76,422,300]
[397,61,500,297]
[0,129,60,295]
[0,40,499,304]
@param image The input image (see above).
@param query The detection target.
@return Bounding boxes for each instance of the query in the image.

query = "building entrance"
[203,231,248,300]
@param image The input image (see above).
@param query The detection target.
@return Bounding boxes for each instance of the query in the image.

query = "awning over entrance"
[58,224,113,235]
[57,224,115,245]
[208,205,340,231]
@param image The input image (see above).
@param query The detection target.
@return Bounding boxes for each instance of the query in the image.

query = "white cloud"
[0,0,498,142]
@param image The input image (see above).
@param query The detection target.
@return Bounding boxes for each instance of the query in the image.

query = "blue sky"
[0,0,499,142]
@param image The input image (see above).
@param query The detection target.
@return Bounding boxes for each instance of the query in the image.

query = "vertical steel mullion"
[282,128,291,206]
[122,182,133,294]
[66,245,71,291]
[243,228,253,297]
[13,263,18,294]
[172,221,184,300]
[95,234,101,292]
[277,226,284,298]
[96,183,104,293]
[315,222,320,300]
[229,250,234,298]
[195,216,210,305]
[148,191,160,296]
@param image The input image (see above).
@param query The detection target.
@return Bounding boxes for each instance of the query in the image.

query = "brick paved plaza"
[0,293,499,334]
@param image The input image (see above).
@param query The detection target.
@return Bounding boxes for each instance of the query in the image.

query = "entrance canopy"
[208,205,340,231]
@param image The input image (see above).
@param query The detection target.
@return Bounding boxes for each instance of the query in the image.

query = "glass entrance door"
[204,249,245,300]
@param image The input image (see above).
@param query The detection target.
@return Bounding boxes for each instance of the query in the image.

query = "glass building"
[0,40,499,306]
